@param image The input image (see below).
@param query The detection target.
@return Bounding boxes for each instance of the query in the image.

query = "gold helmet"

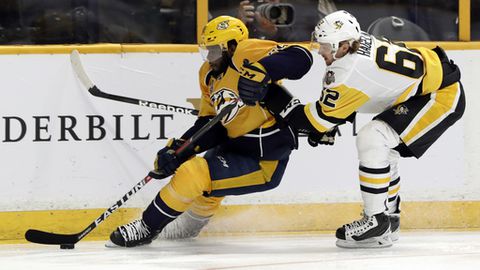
[199,16,249,62]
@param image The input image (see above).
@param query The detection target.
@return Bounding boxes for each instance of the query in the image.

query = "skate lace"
[345,215,374,235]
[120,220,151,241]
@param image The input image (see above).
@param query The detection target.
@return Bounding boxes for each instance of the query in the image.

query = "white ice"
[1,231,480,270]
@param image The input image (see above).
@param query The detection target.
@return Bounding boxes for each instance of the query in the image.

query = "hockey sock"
[387,176,401,214]
[359,165,391,216]
[142,193,181,231]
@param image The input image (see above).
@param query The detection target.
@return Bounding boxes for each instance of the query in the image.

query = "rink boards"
[0,44,479,242]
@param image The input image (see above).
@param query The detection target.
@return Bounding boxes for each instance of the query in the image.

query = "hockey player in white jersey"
[239,10,465,248]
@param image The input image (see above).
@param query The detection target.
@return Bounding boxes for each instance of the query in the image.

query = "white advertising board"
[0,50,477,211]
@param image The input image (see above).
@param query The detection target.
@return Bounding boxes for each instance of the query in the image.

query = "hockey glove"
[238,60,271,106]
[149,138,190,179]
[261,83,300,120]
[307,126,338,147]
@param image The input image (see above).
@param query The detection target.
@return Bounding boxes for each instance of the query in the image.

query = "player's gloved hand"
[307,127,338,147]
[149,138,186,179]
[238,60,271,106]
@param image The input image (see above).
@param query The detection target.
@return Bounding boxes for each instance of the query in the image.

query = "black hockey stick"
[25,101,237,246]
[70,50,198,116]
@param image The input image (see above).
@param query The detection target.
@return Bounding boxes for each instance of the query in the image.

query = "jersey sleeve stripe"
[314,101,349,125]
[304,102,337,132]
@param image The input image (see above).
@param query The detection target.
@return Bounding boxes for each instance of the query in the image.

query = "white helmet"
[312,10,361,55]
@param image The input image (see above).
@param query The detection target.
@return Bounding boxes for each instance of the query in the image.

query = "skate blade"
[336,235,393,249]
[390,231,399,242]
[105,240,123,248]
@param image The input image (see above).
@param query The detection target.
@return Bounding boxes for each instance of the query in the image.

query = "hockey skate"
[389,213,400,241]
[388,196,401,241]
[158,210,210,240]
[336,212,392,248]
[106,219,159,247]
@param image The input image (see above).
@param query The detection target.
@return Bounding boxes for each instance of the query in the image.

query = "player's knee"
[190,196,224,217]
[356,120,400,166]
[170,157,211,197]
[357,121,384,151]
[356,120,400,150]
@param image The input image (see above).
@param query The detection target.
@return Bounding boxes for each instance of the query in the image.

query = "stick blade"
[70,49,95,89]
[25,229,79,245]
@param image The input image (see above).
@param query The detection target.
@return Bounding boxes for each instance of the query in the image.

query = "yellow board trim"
[1,42,480,55]
[0,44,199,54]
[3,201,480,244]
[403,41,480,50]
[0,208,142,243]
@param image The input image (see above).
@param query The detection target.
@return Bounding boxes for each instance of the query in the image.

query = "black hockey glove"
[307,127,338,147]
[238,60,271,106]
[149,138,192,179]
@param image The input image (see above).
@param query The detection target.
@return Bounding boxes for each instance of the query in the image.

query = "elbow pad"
[259,46,313,81]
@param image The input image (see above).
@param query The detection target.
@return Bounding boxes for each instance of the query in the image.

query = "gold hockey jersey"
[198,39,308,138]
[305,32,444,133]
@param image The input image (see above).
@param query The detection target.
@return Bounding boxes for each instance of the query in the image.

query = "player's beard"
[209,52,231,76]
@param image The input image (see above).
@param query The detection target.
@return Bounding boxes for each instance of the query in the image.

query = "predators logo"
[210,88,244,124]
[217,20,229,30]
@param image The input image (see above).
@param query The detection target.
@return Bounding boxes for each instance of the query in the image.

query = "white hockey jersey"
[304,32,444,132]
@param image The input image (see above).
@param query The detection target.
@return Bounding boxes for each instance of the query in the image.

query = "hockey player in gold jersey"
[107,15,313,247]
[240,10,465,248]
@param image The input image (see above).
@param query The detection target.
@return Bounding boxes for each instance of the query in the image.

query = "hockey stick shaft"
[70,50,198,116]
[25,101,236,245]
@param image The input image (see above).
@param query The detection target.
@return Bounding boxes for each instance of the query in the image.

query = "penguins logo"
[393,105,409,115]
[324,70,336,85]
[333,20,344,30]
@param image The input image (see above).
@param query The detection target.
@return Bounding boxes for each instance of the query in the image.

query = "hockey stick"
[70,50,198,116]
[25,102,237,246]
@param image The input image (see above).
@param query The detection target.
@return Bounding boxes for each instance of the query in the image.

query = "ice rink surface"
[1,231,479,270]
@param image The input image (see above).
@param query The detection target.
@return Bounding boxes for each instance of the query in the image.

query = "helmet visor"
[318,42,333,55]
[310,31,332,55]
[199,45,224,62]
[310,41,333,55]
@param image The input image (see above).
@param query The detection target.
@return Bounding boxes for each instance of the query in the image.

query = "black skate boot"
[389,213,400,241]
[107,219,159,247]
[336,212,392,248]
[389,196,401,241]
